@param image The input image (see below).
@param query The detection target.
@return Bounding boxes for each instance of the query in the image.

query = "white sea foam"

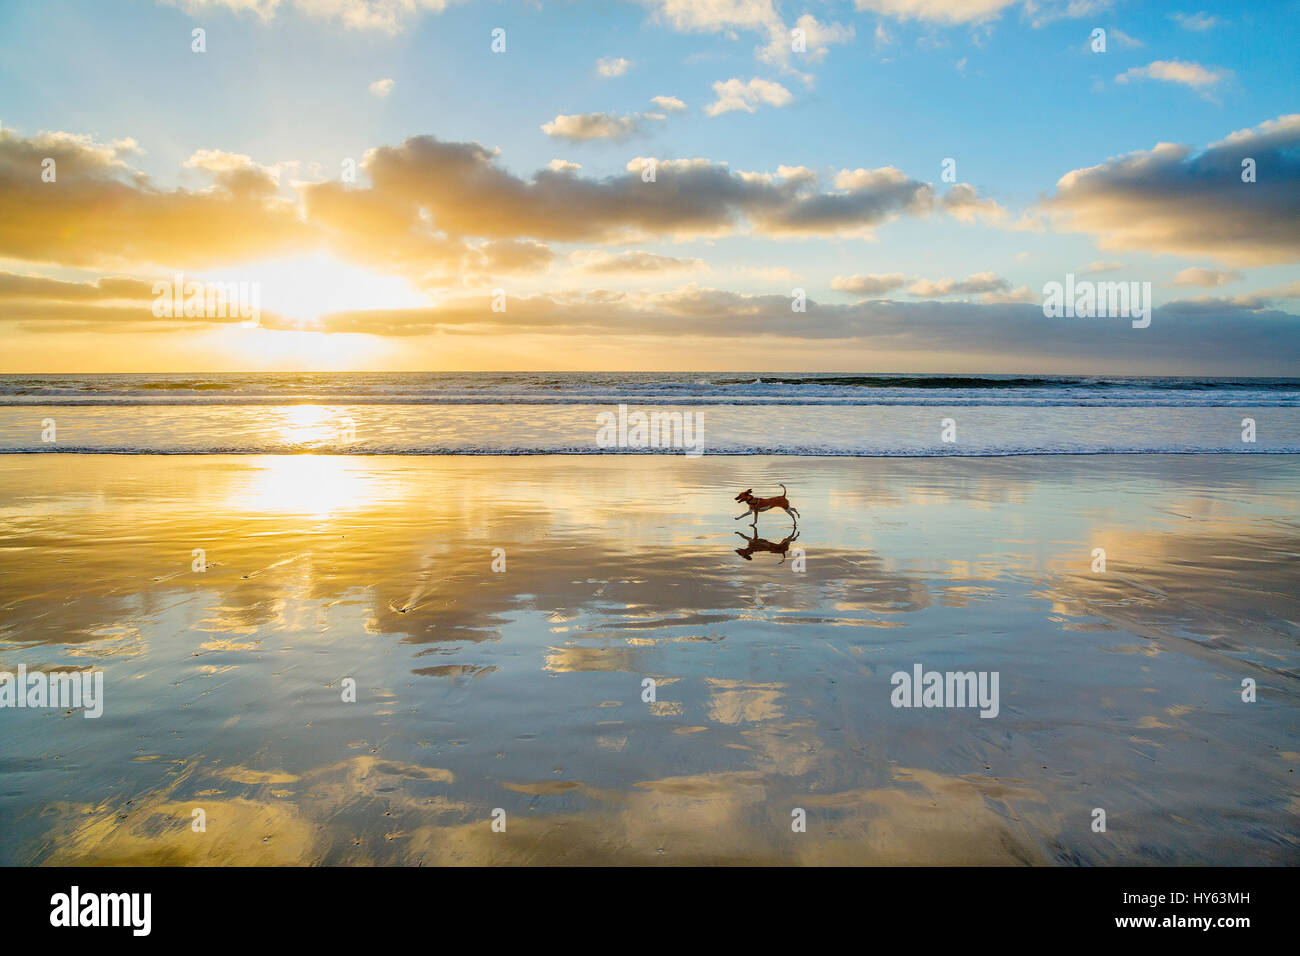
[4,374,1298,455]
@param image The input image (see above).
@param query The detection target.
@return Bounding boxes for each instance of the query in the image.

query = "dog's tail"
[778,483,787,496]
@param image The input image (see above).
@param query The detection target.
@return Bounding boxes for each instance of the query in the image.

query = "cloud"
[1025,0,1116,28]
[1163,281,1300,313]
[1038,114,1300,266]
[159,0,282,20]
[907,271,1010,297]
[299,174,469,281]
[1080,260,1124,274]
[596,57,632,77]
[0,268,286,330]
[0,271,156,302]
[705,77,794,116]
[640,2,850,83]
[760,13,854,78]
[979,284,1037,304]
[470,239,555,275]
[318,134,959,244]
[640,0,777,33]
[369,77,395,97]
[571,250,706,274]
[941,182,1008,224]
[161,0,454,34]
[1109,28,1142,48]
[650,95,688,113]
[0,126,1000,286]
[541,112,641,141]
[12,266,1300,375]
[182,149,285,194]
[831,273,906,295]
[1171,11,1222,31]
[279,284,1300,375]
[0,128,310,270]
[852,0,1018,25]
[1172,267,1242,288]
[1115,59,1227,90]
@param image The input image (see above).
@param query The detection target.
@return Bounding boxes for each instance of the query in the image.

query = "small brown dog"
[734,483,799,526]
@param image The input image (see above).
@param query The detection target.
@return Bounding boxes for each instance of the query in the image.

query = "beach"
[1,452,1296,865]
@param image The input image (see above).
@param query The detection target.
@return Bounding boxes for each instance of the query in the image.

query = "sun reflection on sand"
[236,453,373,516]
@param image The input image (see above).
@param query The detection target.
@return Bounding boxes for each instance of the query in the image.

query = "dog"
[734,528,800,563]
[734,483,799,526]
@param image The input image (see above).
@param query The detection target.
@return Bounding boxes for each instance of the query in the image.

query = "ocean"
[3,372,1299,455]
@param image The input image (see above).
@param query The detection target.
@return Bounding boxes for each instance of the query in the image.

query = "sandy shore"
[0,453,1296,865]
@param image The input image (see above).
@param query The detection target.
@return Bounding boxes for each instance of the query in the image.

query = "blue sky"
[0,0,1297,372]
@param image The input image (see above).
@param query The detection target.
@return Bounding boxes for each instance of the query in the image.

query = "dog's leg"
[735,511,753,520]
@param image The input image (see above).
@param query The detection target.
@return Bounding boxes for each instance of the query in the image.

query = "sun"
[193,252,430,324]
[184,252,430,369]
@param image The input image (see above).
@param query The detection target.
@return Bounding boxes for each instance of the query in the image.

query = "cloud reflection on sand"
[1,454,1297,864]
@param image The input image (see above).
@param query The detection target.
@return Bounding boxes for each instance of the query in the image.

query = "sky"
[0,0,1297,374]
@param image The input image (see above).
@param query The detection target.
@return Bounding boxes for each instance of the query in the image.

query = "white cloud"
[832,273,906,295]
[369,77,395,97]
[541,112,640,141]
[1039,114,1300,266]
[1109,28,1142,48]
[1116,59,1227,90]
[852,0,1018,25]
[705,77,794,116]
[571,249,706,274]
[641,1,849,81]
[907,271,1010,297]
[980,284,1037,304]
[596,56,632,77]
[759,13,854,77]
[162,0,454,34]
[1171,11,1223,31]
[651,95,688,112]
[941,182,1008,224]
[1173,267,1242,288]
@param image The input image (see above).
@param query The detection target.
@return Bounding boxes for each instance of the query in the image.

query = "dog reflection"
[734,528,800,563]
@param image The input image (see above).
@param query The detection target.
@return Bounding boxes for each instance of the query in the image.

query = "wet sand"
[0,453,1296,865]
